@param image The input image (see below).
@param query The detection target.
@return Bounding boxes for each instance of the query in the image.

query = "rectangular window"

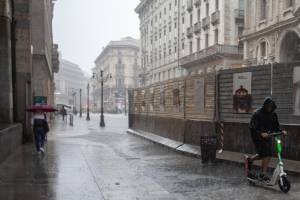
[205,34,209,48]
[174,22,177,29]
[189,41,193,54]
[206,3,209,17]
[190,14,193,26]
[197,9,201,21]
[214,29,219,44]
[261,0,267,20]
[287,0,294,7]
[175,0,177,6]
[182,42,185,50]
[182,16,185,24]
[169,25,172,32]
[215,0,219,10]
[197,38,201,51]
[169,3,172,10]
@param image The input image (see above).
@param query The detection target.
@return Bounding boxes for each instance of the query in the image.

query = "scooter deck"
[247,177,276,187]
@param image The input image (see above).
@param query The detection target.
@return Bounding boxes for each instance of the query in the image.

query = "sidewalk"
[127,129,300,174]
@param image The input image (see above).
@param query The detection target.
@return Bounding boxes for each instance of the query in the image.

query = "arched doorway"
[280,31,300,63]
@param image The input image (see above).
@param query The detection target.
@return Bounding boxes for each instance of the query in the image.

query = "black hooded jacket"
[249,97,281,143]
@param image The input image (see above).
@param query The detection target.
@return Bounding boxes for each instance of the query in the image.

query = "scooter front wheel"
[278,176,291,193]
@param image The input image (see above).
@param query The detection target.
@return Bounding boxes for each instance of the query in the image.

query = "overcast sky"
[53,0,140,76]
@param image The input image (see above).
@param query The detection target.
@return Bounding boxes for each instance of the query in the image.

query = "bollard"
[69,114,74,126]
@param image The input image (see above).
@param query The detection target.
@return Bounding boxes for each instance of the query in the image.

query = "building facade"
[31,0,59,106]
[54,59,88,111]
[93,37,140,112]
[136,0,244,85]
[242,0,300,65]
[0,0,58,162]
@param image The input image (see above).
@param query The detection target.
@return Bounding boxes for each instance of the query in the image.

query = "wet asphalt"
[0,114,299,200]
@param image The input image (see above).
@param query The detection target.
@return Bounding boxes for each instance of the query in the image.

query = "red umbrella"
[26,105,58,113]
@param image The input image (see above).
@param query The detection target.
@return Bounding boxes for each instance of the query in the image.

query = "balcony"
[202,16,210,30]
[211,10,220,25]
[235,9,244,24]
[180,44,243,68]
[194,0,201,7]
[194,21,201,34]
[187,0,193,12]
[187,26,194,38]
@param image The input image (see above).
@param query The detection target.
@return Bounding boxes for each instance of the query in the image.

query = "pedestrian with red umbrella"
[26,105,56,154]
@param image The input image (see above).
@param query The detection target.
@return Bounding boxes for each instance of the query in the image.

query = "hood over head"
[262,97,277,113]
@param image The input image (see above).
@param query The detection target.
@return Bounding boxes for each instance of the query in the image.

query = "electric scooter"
[245,132,291,193]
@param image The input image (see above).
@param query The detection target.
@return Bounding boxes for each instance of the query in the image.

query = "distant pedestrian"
[61,106,67,123]
[32,110,49,154]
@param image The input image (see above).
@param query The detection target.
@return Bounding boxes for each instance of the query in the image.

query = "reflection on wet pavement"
[0,114,299,200]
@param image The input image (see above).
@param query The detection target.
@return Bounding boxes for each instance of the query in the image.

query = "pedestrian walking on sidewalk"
[32,110,49,154]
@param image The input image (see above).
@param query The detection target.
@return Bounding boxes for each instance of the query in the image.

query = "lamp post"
[79,88,82,117]
[72,91,77,114]
[93,70,112,127]
[86,83,90,121]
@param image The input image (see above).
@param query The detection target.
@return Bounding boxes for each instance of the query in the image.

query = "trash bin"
[200,136,217,163]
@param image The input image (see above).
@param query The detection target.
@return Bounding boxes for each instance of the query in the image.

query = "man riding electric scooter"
[245,97,287,181]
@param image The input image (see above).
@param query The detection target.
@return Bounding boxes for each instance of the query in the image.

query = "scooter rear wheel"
[278,176,291,193]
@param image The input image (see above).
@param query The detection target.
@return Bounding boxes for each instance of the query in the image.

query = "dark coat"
[249,97,281,144]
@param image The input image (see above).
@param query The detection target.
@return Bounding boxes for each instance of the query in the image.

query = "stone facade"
[0,0,59,142]
[31,0,58,105]
[242,0,300,65]
[135,0,244,85]
[93,37,140,112]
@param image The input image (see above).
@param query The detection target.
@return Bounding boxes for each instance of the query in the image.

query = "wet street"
[0,114,299,200]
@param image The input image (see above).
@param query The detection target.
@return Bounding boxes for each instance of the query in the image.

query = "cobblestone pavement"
[0,114,299,200]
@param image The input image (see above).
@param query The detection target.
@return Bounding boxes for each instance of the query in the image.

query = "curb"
[127,129,300,175]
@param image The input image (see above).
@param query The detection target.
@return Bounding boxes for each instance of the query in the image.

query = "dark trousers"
[34,128,45,151]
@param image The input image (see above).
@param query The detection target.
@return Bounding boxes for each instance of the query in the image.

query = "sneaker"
[40,148,45,154]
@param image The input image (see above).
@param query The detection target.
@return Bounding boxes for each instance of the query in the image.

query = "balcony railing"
[211,10,220,25]
[235,9,244,24]
[202,16,210,30]
[187,0,193,12]
[194,21,201,34]
[194,0,201,7]
[180,44,243,67]
[187,26,194,38]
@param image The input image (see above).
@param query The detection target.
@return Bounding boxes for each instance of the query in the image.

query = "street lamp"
[86,83,90,121]
[72,91,77,114]
[93,70,112,127]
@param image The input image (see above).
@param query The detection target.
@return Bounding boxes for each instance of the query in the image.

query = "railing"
[180,44,243,66]
[194,21,201,34]
[187,27,194,38]
[202,16,210,30]
[211,10,220,25]
[234,9,244,23]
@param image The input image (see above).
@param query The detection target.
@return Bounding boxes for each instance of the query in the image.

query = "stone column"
[0,0,13,123]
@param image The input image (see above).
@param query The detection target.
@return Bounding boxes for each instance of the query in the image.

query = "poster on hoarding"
[194,78,205,113]
[233,72,252,113]
[34,96,47,105]
[293,67,300,115]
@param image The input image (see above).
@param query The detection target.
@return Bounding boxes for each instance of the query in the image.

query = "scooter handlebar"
[268,132,283,137]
